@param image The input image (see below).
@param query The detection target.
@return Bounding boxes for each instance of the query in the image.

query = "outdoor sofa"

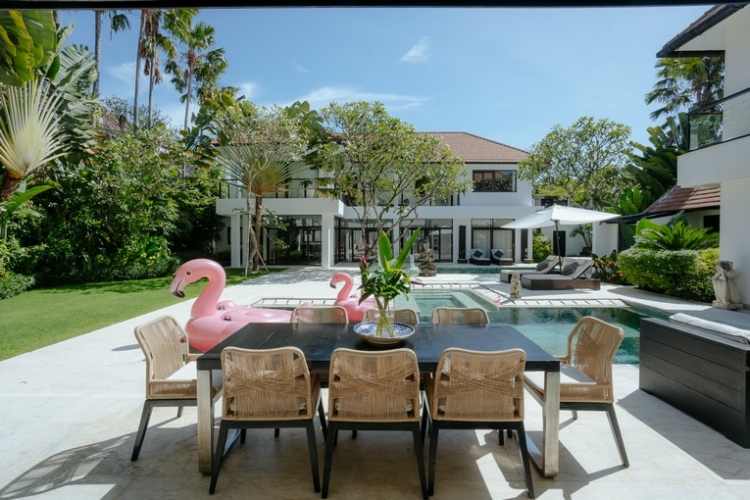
[490,248,514,266]
[640,310,750,448]
[499,255,561,283]
[520,258,598,290]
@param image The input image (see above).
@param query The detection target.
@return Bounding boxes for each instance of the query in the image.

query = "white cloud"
[292,61,310,74]
[107,61,136,83]
[238,82,259,99]
[400,37,430,64]
[289,85,428,111]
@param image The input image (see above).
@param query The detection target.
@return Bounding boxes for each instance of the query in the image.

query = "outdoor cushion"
[535,261,549,271]
[493,249,504,259]
[669,313,750,344]
[561,262,577,276]
[473,250,483,258]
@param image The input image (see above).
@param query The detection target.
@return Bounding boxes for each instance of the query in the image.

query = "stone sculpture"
[712,260,742,310]
[418,238,437,277]
[509,272,522,299]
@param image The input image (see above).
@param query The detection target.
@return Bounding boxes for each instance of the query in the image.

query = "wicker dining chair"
[209,346,327,494]
[322,348,428,500]
[422,348,534,498]
[524,316,629,467]
[361,308,419,325]
[131,315,222,461]
[291,305,349,324]
[431,307,490,325]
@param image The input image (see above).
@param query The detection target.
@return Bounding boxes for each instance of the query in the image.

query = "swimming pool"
[399,289,670,365]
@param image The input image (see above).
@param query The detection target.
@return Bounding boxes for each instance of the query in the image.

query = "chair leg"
[428,423,440,496]
[515,423,535,499]
[274,428,280,438]
[131,401,153,461]
[420,405,429,443]
[412,425,428,500]
[305,420,321,492]
[176,406,183,418]
[240,429,247,444]
[321,422,338,499]
[317,398,328,439]
[605,404,629,467]
[499,428,505,445]
[209,424,230,494]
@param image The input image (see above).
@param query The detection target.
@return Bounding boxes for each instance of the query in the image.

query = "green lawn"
[0,268,284,361]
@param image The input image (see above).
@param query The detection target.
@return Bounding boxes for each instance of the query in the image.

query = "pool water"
[400,290,670,365]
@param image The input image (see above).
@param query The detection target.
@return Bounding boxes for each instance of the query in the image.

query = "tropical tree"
[634,213,719,251]
[518,116,631,210]
[165,13,227,130]
[625,118,685,201]
[93,9,130,94]
[318,101,470,257]
[645,56,724,121]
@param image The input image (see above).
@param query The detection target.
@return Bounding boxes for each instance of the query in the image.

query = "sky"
[61,5,710,151]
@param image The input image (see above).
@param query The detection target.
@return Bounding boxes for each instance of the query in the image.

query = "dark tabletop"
[197,322,560,373]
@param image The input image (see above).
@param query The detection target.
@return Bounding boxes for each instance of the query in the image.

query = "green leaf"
[377,230,392,270]
[394,227,420,270]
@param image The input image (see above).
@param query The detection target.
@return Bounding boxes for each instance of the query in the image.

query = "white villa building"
[215,131,564,269]
[657,3,750,308]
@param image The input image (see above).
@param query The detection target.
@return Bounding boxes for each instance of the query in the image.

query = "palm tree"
[133,10,146,134]
[165,14,227,130]
[93,10,130,94]
[645,57,724,121]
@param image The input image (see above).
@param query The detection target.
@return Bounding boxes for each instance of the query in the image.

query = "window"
[473,170,516,192]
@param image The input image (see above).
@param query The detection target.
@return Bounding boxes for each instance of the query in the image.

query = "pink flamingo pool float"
[329,271,376,322]
[170,259,291,351]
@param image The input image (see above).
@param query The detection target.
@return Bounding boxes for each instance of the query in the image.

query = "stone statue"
[418,238,437,277]
[509,272,522,299]
[711,260,742,310]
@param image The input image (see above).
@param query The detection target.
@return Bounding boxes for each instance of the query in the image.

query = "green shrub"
[591,250,628,284]
[618,247,719,302]
[532,233,552,262]
[0,272,35,299]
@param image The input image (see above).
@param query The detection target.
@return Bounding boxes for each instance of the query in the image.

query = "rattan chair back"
[428,348,526,422]
[361,308,419,325]
[327,348,420,422]
[221,347,317,421]
[291,305,349,324]
[431,307,490,325]
[134,315,195,400]
[562,316,624,403]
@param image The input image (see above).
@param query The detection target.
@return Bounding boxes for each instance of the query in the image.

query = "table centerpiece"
[358,228,421,338]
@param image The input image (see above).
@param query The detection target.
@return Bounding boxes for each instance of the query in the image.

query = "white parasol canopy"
[502,205,620,268]
[502,204,619,229]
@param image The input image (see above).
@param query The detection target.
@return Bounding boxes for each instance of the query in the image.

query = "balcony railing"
[687,86,750,150]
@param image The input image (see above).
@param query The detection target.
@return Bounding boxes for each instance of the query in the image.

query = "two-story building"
[657,3,750,307]
[215,131,543,269]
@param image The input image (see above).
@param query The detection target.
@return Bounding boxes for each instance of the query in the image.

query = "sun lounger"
[520,259,598,290]
[469,248,491,266]
[490,248,513,266]
[499,255,560,283]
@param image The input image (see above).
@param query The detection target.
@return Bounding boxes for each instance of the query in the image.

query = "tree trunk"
[147,59,155,128]
[94,11,102,94]
[133,11,145,136]
[183,67,192,130]
[0,175,22,203]
[252,195,264,272]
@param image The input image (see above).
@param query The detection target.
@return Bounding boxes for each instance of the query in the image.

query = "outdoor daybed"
[520,259,598,290]
[500,255,561,283]
[469,249,491,266]
[640,310,750,448]
[490,248,513,266]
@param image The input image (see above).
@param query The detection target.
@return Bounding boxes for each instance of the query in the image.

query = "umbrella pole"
[554,220,562,272]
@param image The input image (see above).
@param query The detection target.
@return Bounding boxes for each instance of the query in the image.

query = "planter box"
[640,317,750,447]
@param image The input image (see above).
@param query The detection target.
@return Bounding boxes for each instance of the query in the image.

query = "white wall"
[719,177,750,308]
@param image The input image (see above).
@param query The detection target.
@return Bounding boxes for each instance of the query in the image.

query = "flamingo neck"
[337,274,354,300]
[192,269,226,318]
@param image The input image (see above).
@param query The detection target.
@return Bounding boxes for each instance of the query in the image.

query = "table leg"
[197,369,215,474]
[541,370,560,477]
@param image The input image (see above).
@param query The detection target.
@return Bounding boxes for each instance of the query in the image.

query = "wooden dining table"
[196,322,562,477]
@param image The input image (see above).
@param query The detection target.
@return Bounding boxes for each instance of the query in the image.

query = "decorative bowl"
[353,322,415,345]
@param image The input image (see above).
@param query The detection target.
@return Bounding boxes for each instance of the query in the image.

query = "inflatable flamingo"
[170,259,291,351]
[329,271,376,322]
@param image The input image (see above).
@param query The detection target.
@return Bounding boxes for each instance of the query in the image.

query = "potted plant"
[358,228,421,337]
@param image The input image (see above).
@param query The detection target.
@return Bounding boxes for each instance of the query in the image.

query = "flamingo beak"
[170,277,186,298]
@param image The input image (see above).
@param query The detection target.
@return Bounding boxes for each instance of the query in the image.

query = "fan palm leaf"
[0,79,65,200]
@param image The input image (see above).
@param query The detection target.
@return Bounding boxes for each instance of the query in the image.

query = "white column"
[321,214,335,270]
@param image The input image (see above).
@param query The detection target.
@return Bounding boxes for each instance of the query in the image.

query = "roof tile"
[425,132,528,163]
[645,185,720,214]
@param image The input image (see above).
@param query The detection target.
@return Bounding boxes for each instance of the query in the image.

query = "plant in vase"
[358,228,421,337]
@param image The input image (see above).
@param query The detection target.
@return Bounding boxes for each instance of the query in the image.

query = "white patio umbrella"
[502,205,620,269]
